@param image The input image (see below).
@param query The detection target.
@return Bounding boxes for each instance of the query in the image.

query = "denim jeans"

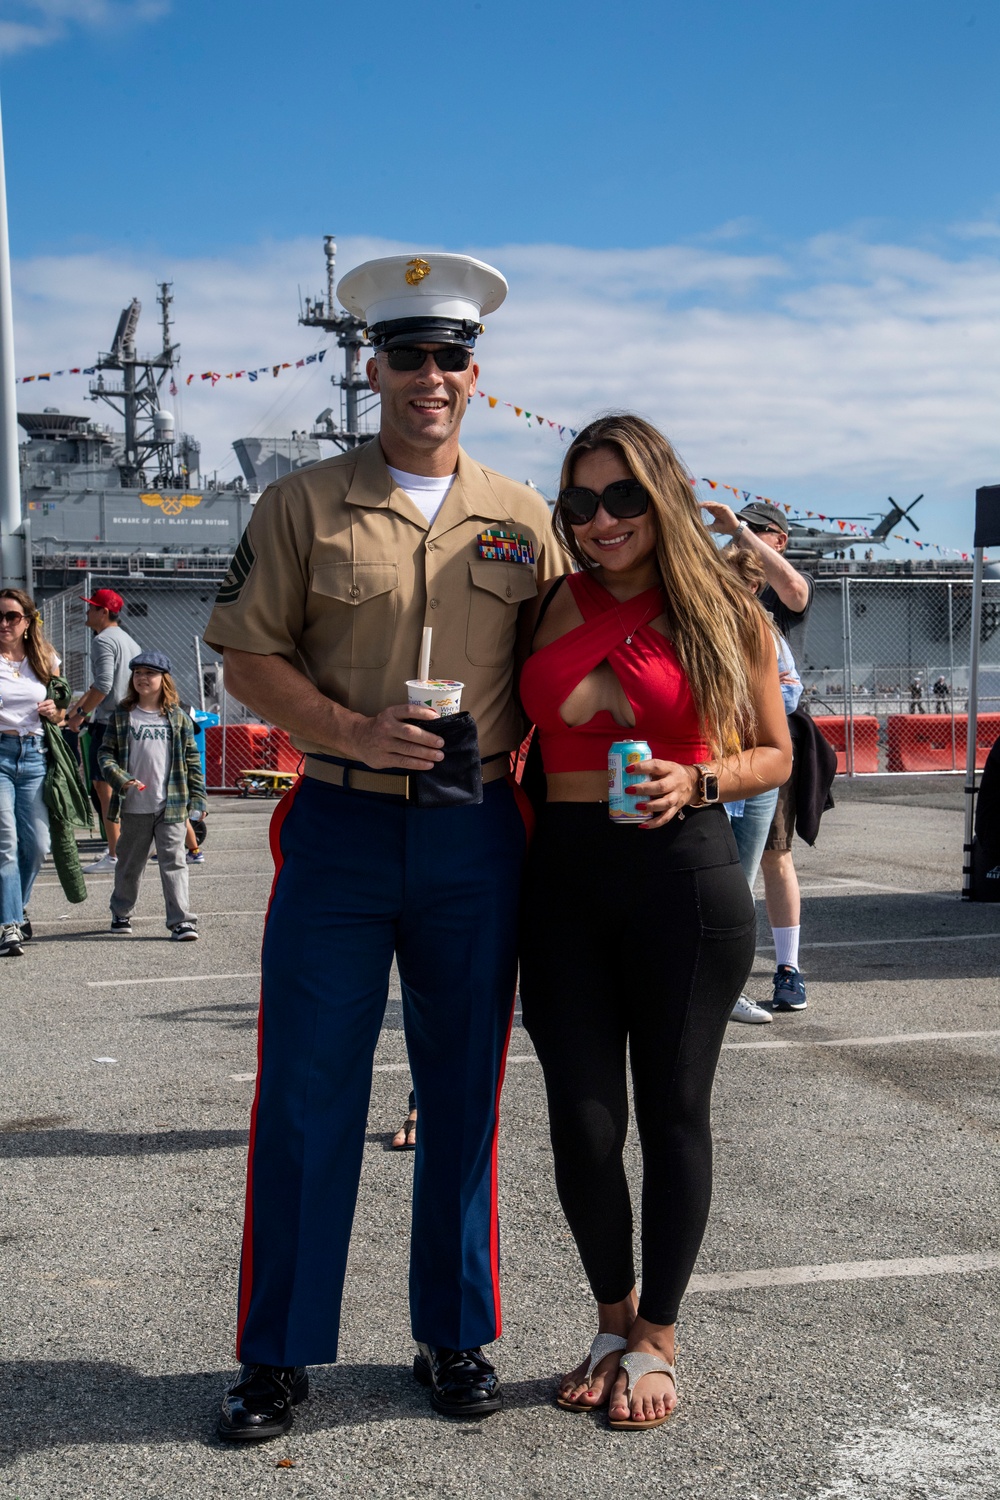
[725,785,780,895]
[0,734,50,925]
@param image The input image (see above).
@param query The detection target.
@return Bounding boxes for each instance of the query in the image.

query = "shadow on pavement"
[0,1128,248,1158]
[0,1361,556,1461]
[776,890,1000,982]
[142,1001,257,1027]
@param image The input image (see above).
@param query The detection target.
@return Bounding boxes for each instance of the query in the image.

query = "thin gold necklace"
[608,590,661,646]
[1,649,24,678]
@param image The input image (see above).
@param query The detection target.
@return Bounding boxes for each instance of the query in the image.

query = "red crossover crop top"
[519,571,710,774]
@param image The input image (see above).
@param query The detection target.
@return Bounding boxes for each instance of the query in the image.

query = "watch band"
[691,762,720,806]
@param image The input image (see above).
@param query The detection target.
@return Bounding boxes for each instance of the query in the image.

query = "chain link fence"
[40,574,298,793]
[801,577,1000,773]
[41,571,1000,785]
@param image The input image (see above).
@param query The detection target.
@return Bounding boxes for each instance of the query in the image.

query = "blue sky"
[4,0,1000,554]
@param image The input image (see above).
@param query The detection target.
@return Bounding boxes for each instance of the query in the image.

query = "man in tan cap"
[206,252,565,1439]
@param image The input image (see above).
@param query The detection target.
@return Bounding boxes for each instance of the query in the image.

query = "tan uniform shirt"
[204,439,567,762]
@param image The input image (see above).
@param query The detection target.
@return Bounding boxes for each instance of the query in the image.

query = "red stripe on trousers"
[488,994,516,1337]
[235,774,305,1359]
[487,772,536,1335]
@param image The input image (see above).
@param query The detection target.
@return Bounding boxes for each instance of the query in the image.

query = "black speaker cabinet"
[974,485,1000,549]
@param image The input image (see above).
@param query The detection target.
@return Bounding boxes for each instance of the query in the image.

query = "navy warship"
[16,239,996,733]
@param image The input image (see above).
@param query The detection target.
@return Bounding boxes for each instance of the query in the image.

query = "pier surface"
[2,777,998,1498]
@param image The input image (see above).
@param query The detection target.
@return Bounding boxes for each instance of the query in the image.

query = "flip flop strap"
[618,1352,677,1400]
[584,1333,628,1384]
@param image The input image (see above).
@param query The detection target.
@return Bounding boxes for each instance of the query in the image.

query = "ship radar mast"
[300,235,379,451]
[89,282,180,486]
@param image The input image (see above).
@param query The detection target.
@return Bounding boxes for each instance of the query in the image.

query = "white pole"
[962,546,985,898]
[0,85,27,590]
[194,633,205,711]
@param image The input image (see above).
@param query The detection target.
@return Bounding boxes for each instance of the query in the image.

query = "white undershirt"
[387,466,456,527]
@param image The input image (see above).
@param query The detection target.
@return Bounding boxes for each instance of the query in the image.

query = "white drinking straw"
[418,626,432,682]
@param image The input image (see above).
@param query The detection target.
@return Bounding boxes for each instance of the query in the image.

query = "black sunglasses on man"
[382,346,473,373]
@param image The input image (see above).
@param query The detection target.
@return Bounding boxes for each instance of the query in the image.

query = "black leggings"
[519,802,755,1327]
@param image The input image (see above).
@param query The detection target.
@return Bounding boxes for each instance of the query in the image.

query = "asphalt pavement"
[1,774,998,1499]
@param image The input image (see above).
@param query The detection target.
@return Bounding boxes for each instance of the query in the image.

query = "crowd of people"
[0,585,207,955]
[3,248,835,1443]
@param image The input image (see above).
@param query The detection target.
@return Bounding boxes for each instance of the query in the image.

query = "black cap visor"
[367,316,484,350]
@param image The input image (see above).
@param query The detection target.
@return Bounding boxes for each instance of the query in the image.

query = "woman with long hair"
[0,588,64,956]
[518,415,791,1429]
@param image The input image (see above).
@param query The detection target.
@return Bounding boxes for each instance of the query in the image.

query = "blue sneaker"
[772,965,807,1011]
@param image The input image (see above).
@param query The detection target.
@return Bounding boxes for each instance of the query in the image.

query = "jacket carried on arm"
[98,705,208,823]
[41,675,92,905]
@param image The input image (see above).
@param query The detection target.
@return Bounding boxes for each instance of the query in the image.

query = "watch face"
[703,772,720,803]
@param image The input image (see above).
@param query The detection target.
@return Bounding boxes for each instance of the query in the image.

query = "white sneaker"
[82,853,118,874]
[730,994,773,1025]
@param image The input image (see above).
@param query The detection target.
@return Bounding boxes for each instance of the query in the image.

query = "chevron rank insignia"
[216,530,256,606]
[476,528,535,564]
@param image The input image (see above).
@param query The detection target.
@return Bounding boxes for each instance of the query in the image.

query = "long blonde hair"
[554,414,769,759]
[121,670,180,713]
[0,588,59,684]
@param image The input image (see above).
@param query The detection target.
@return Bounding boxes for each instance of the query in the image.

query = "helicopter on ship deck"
[783,494,923,561]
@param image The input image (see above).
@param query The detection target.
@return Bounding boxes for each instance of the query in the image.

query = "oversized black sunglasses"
[382,346,473,373]
[746,521,784,537]
[558,479,650,526]
[0,611,26,626]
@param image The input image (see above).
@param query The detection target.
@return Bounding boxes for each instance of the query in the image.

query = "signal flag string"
[14,357,982,561]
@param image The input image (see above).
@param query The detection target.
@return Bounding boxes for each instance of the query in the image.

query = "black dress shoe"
[217,1363,309,1442]
[413,1344,501,1418]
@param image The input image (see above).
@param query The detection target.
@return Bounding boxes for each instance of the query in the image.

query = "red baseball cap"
[80,588,124,613]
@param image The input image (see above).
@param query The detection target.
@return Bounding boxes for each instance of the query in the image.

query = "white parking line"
[365,1030,1000,1073]
[760,931,1000,951]
[798,880,927,895]
[87,972,257,988]
[689,1250,1000,1294]
[30,911,265,925]
[723,1027,1000,1052]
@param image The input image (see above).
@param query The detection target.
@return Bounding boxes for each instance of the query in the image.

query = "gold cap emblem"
[405,257,431,286]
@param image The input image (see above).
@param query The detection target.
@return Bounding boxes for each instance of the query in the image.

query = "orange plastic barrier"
[813,715,880,774]
[267,728,305,774]
[205,724,271,788]
[886,713,1000,772]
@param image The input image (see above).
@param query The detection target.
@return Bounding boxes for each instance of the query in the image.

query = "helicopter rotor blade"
[903,494,923,532]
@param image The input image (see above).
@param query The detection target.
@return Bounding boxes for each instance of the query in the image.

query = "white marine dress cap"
[337,252,508,348]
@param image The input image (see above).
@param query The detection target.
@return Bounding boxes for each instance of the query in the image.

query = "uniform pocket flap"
[467,559,538,605]
[311,561,399,606]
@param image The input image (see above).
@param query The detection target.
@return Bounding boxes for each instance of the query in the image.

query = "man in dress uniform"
[206,253,565,1440]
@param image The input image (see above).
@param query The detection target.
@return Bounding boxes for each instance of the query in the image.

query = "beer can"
[608,739,652,823]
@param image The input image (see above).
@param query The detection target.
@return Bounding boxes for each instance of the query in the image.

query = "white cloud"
[0,0,167,56]
[12,228,1000,554]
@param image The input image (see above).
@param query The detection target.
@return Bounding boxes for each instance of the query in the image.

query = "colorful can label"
[608,739,652,823]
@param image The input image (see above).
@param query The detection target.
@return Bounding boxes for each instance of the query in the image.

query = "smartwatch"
[733,518,748,540]
[692,763,720,806]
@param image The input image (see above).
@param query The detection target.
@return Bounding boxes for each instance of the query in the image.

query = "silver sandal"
[607,1351,678,1429]
[556,1332,628,1411]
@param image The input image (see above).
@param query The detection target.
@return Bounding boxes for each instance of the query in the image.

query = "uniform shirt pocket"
[466,560,538,667]
[310,561,399,669]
